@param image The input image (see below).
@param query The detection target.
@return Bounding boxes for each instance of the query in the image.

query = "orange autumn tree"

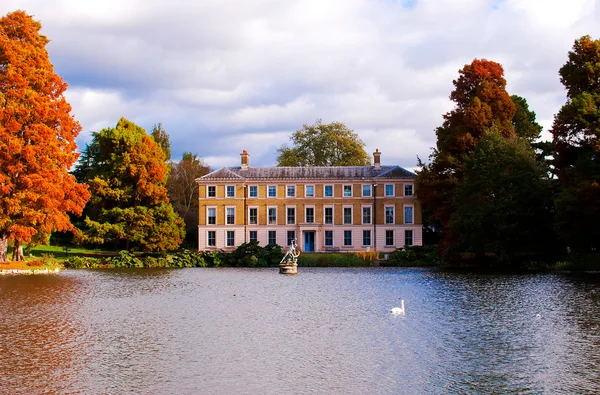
[0,11,90,261]
[416,59,515,257]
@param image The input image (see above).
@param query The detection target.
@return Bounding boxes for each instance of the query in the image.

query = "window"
[405,184,413,197]
[324,230,333,246]
[344,230,352,246]
[385,206,394,224]
[343,185,352,197]
[363,230,371,246]
[207,207,216,225]
[249,186,258,198]
[226,185,235,198]
[405,230,413,246]
[343,207,352,224]
[305,207,314,223]
[249,231,257,242]
[268,207,277,224]
[268,185,277,197]
[207,231,216,247]
[385,184,394,197]
[385,230,394,246]
[324,185,333,197]
[226,207,235,225]
[207,186,216,198]
[287,207,296,224]
[404,206,413,224]
[324,207,333,224]
[268,231,277,245]
[362,207,371,224]
[249,208,257,224]
[305,185,314,197]
[287,231,296,247]
[362,184,371,197]
[226,231,235,247]
[287,185,296,197]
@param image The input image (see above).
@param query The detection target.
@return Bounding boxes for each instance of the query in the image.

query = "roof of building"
[197,165,416,182]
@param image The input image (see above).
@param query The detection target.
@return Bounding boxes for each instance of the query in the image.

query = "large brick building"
[196,150,422,253]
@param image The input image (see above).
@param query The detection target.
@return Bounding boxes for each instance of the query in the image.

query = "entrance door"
[304,231,315,252]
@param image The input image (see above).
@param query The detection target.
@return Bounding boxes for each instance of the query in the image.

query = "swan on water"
[391,300,405,315]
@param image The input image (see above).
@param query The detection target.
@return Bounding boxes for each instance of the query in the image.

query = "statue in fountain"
[279,239,300,274]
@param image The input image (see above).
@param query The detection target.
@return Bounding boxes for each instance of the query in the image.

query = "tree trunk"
[12,240,24,262]
[0,233,8,262]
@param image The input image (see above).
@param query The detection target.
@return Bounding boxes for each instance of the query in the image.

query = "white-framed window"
[305,185,314,198]
[287,231,296,247]
[385,206,394,224]
[248,207,258,225]
[385,184,394,197]
[207,207,216,225]
[404,205,414,224]
[362,206,371,224]
[268,230,277,245]
[226,185,235,198]
[343,206,353,224]
[286,185,296,197]
[362,184,372,197]
[324,185,333,197]
[268,206,277,225]
[385,230,394,246]
[226,230,235,247]
[249,231,258,242]
[363,230,371,246]
[324,206,333,224]
[305,206,315,223]
[226,207,235,225]
[404,184,414,197]
[344,230,352,246]
[249,185,258,198]
[287,206,296,224]
[343,185,352,197]
[324,230,333,246]
[207,231,216,247]
[268,185,277,198]
[405,230,413,246]
[207,185,216,198]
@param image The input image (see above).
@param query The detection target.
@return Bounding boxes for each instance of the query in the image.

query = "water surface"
[1,268,599,394]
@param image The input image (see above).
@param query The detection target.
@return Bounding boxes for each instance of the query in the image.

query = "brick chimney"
[240,150,250,170]
[373,149,381,169]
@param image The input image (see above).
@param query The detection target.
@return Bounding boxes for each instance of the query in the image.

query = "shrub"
[297,253,367,267]
[107,251,143,268]
[64,256,100,269]
[383,245,439,267]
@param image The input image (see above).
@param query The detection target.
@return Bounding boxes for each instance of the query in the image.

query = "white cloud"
[2,0,600,170]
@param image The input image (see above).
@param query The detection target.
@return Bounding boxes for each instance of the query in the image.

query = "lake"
[1,268,599,394]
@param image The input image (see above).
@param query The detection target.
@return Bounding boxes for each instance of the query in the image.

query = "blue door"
[304,231,315,252]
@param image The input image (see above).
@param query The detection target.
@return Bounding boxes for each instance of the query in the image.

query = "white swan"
[391,299,405,315]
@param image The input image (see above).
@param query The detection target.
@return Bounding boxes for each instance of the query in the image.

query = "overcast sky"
[2,0,599,169]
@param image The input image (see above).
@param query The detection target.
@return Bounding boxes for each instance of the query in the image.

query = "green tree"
[276,119,371,166]
[511,95,543,142]
[0,11,89,261]
[447,130,555,264]
[150,122,171,162]
[166,152,210,247]
[416,59,516,254]
[75,118,184,252]
[551,35,600,253]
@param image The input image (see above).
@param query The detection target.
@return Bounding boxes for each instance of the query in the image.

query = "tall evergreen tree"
[551,35,600,253]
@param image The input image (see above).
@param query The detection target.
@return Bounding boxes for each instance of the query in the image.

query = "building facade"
[196,150,422,253]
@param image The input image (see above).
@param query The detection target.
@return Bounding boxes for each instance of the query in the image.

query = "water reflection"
[0,268,598,394]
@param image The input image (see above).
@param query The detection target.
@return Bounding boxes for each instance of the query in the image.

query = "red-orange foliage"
[0,11,90,260]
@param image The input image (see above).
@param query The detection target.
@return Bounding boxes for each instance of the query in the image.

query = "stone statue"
[280,239,300,265]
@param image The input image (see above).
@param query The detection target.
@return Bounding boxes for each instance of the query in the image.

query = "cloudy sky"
[2,0,599,169]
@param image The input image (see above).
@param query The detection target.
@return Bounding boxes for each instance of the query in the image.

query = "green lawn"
[28,245,121,257]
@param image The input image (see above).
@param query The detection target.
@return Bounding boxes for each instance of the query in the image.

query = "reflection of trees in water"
[0,275,88,393]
